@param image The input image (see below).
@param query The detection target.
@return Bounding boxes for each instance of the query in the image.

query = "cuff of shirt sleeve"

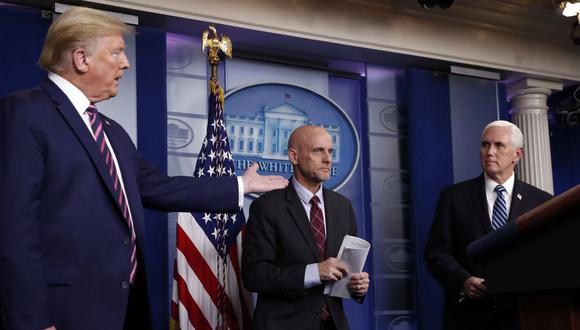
[236,177,244,208]
[304,263,322,289]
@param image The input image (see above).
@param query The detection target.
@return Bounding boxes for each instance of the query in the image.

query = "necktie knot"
[494,184,506,194]
[86,105,100,128]
[86,104,98,116]
[310,195,320,206]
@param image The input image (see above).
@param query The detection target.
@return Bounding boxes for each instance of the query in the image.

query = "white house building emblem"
[224,83,359,191]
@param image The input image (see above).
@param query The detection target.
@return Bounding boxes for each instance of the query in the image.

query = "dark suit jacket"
[242,181,358,330]
[424,174,552,330]
[0,78,239,330]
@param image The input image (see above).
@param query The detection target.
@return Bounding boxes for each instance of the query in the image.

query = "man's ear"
[513,147,523,164]
[288,148,298,166]
[72,48,89,73]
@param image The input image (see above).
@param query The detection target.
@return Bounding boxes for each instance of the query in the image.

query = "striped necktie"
[309,195,329,321]
[86,104,137,283]
[491,184,508,230]
[309,196,326,259]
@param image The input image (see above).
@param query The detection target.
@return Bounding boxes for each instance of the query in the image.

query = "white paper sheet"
[323,235,371,299]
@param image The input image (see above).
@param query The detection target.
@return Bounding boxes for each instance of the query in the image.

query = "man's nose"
[120,53,130,69]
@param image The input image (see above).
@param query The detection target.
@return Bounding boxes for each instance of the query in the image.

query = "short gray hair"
[481,120,523,149]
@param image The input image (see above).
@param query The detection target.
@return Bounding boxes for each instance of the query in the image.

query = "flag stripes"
[174,222,240,328]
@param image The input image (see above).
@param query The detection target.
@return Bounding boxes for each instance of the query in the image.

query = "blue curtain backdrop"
[407,69,453,330]
[136,26,169,330]
[0,5,49,96]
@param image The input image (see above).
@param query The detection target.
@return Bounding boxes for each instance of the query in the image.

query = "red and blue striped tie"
[86,104,137,283]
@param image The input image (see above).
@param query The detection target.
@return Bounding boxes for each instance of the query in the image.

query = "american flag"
[171,78,252,330]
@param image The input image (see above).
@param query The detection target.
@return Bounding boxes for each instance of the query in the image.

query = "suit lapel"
[323,188,342,258]
[471,175,492,234]
[42,78,126,221]
[285,183,323,261]
[508,179,524,223]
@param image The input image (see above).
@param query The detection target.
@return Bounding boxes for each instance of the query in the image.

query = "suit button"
[121,281,129,289]
[122,237,130,245]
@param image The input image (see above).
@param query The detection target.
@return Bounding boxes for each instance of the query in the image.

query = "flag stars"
[210,119,219,129]
[211,227,220,240]
[187,91,244,253]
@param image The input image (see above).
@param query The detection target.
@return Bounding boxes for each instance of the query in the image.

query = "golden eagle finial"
[202,26,232,67]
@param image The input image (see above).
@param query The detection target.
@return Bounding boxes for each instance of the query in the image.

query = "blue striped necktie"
[491,184,508,230]
[86,104,138,283]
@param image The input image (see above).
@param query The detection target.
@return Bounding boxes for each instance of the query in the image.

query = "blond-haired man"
[0,7,286,330]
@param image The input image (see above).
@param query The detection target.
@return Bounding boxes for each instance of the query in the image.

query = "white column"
[507,79,563,194]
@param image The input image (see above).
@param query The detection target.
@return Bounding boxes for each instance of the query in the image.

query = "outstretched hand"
[241,162,288,194]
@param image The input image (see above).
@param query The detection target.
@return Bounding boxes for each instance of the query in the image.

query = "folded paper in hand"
[323,235,371,299]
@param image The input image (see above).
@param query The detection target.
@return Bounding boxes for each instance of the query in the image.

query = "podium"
[467,185,580,330]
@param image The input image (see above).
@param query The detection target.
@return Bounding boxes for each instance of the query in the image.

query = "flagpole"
[172,26,249,330]
[201,26,234,330]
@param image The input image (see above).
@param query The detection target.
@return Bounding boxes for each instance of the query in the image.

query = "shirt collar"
[292,176,323,205]
[484,171,515,197]
[48,72,91,117]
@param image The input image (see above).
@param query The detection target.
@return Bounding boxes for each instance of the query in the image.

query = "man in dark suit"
[242,125,370,330]
[424,120,552,330]
[0,7,287,330]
